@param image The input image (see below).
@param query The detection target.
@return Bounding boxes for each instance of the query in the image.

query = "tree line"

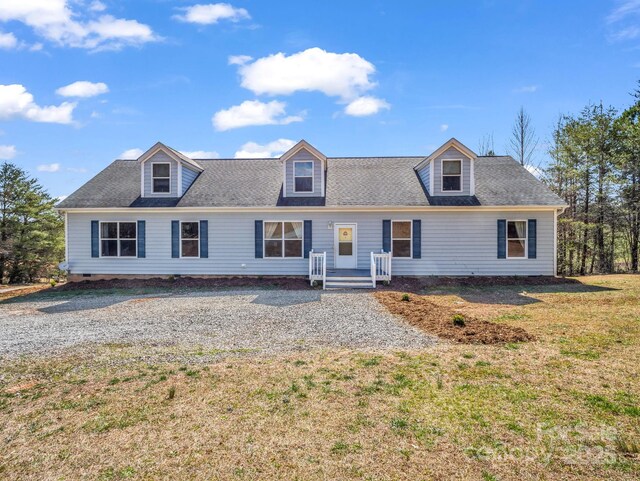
[544,84,640,275]
[0,162,64,284]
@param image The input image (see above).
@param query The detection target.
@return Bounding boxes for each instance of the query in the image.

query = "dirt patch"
[378,275,579,293]
[0,285,51,301]
[375,291,534,344]
[56,276,312,292]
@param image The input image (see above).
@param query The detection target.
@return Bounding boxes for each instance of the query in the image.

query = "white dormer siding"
[431,147,472,196]
[182,166,199,194]
[284,148,323,197]
[142,151,179,198]
[415,138,477,197]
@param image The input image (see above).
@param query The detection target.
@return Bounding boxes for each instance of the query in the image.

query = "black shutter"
[91,220,99,258]
[412,219,421,259]
[200,220,208,258]
[137,220,145,258]
[303,220,312,258]
[528,219,537,259]
[497,219,506,259]
[382,220,391,253]
[171,220,179,258]
[255,220,263,258]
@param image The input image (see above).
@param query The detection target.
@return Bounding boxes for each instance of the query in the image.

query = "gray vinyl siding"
[182,166,199,194]
[431,147,472,196]
[417,162,431,194]
[67,210,555,276]
[285,148,323,197]
[143,152,179,198]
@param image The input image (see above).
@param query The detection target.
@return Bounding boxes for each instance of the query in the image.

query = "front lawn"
[1,275,638,480]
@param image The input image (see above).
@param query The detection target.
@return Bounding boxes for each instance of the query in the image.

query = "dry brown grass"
[1,275,639,480]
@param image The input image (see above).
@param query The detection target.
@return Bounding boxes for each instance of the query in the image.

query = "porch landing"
[326,269,370,278]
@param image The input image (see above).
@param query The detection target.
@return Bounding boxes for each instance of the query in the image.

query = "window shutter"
[137,220,146,258]
[528,219,537,259]
[412,219,421,259]
[303,220,312,258]
[199,220,208,258]
[255,220,263,258]
[91,220,99,258]
[382,220,391,253]
[497,219,506,259]
[171,220,179,258]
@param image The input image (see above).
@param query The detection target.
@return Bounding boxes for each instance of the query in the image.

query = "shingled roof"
[56,154,565,209]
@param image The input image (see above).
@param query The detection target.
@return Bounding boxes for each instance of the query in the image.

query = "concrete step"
[325,280,374,289]
[325,276,373,282]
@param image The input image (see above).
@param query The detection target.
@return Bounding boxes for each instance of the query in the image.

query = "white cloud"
[0,84,76,124]
[212,100,303,131]
[180,150,220,158]
[513,85,538,93]
[119,148,143,159]
[37,163,60,172]
[228,54,252,65]
[173,3,250,24]
[0,31,17,49]
[0,1,159,50]
[344,96,390,117]
[440,124,449,132]
[56,194,68,201]
[56,81,109,98]
[235,47,377,100]
[0,144,16,159]
[89,1,106,12]
[234,139,296,158]
[525,164,544,178]
[607,0,640,23]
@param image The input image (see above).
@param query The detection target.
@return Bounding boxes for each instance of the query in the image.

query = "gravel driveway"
[0,290,435,358]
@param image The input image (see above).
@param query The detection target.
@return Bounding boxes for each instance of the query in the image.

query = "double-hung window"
[442,159,462,192]
[391,221,412,258]
[264,221,303,258]
[181,222,199,257]
[152,163,171,193]
[100,222,136,257]
[507,220,527,258]
[293,161,313,193]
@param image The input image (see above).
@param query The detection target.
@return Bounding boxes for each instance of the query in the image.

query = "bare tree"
[478,133,495,156]
[508,107,539,166]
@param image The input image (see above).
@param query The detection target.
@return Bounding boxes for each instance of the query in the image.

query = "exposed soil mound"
[375,291,534,344]
[56,276,311,292]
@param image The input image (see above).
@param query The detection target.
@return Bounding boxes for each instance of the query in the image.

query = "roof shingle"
[56,155,565,209]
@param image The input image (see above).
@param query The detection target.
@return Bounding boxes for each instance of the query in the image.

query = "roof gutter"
[56,205,568,214]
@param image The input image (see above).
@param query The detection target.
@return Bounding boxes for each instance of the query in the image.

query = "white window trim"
[293,160,314,194]
[441,159,463,193]
[391,220,413,259]
[506,219,528,260]
[180,221,200,259]
[151,162,172,194]
[263,220,304,259]
[99,221,137,258]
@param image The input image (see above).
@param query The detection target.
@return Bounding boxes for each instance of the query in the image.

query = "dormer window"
[442,159,462,192]
[152,163,171,193]
[294,161,313,193]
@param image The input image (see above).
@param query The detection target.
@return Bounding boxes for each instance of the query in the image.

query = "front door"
[334,223,357,269]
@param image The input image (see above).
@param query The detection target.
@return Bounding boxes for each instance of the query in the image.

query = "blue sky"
[1,0,639,199]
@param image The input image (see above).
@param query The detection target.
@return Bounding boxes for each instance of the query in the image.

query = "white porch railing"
[371,251,392,287]
[309,250,326,289]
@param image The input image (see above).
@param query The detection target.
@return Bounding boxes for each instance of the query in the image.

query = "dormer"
[137,142,203,198]
[280,140,326,198]
[415,138,477,197]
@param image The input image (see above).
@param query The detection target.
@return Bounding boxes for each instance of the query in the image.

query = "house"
[56,138,567,288]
